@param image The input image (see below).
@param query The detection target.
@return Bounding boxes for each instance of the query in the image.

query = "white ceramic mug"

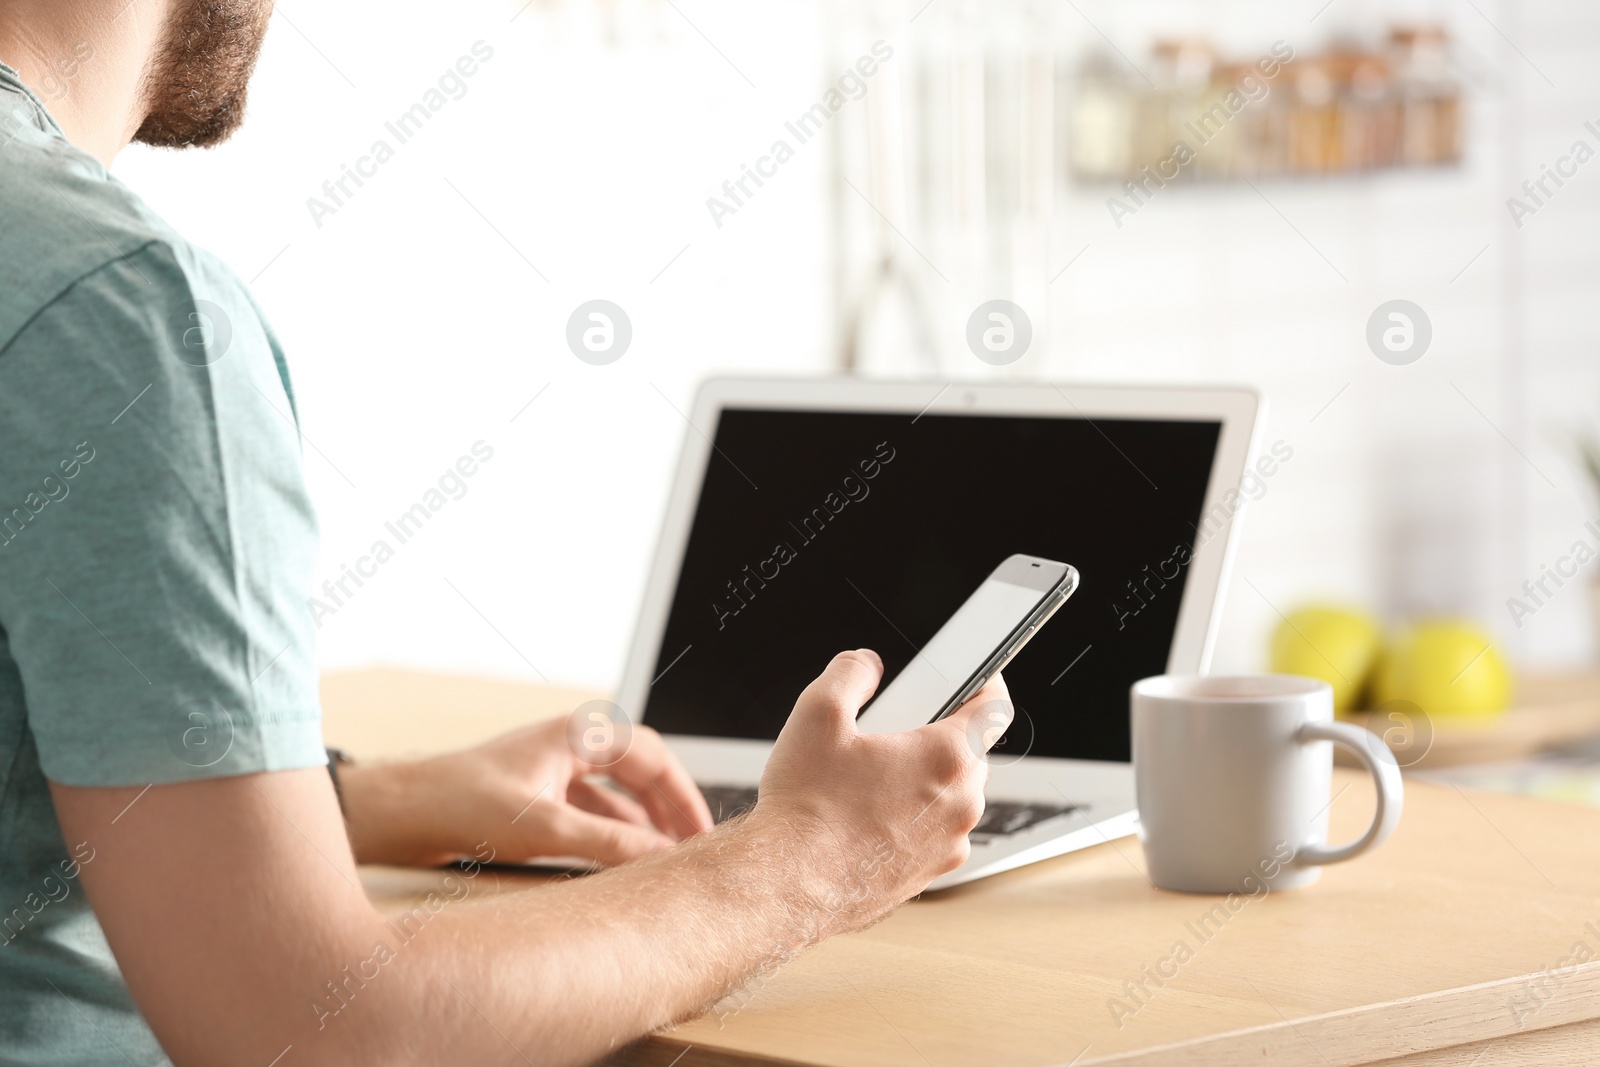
[1131,674,1403,893]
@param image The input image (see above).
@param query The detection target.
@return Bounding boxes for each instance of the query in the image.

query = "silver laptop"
[619,379,1263,889]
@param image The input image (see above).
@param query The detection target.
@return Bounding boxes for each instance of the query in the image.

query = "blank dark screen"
[640,409,1222,763]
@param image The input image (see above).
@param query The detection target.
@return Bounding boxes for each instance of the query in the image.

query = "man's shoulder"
[0,115,215,354]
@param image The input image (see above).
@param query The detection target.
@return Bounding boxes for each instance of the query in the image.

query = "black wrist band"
[325,747,352,814]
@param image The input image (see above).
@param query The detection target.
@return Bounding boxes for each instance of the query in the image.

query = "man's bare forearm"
[56,655,993,1067]
[314,812,828,1065]
[57,769,832,1067]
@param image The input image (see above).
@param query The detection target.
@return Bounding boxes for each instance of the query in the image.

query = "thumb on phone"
[781,649,884,741]
[934,674,1014,758]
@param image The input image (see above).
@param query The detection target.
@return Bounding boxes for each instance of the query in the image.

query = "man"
[0,2,1005,1064]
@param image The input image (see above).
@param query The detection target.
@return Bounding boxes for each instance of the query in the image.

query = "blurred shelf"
[1409,756,1600,808]
[1340,671,1600,772]
[1066,163,1475,192]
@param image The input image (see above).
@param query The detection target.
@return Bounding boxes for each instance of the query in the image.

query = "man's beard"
[133,0,273,148]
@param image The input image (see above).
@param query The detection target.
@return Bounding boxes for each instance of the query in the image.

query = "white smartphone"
[855,554,1079,735]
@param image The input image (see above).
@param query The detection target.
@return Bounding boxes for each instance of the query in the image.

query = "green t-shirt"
[0,65,325,1065]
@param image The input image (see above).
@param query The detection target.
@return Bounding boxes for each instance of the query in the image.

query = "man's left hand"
[337,716,715,867]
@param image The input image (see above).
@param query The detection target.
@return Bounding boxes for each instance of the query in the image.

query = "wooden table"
[323,668,1600,1066]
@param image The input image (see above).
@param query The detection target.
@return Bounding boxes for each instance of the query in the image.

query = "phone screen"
[855,558,1071,735]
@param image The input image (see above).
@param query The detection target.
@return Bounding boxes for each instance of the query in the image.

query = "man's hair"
[134,0,273,148]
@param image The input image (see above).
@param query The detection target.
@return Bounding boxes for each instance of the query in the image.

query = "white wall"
[119,0,836,688]
[1024,0,1600,673]
[114,0,1600,692]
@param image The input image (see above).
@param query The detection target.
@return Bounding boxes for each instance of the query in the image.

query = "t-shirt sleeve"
[0,240,325,786]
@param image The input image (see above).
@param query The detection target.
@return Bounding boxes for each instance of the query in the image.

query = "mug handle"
[1294,720,1404,866]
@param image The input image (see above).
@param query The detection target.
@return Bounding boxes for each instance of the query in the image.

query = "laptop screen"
[640,408,1222,763]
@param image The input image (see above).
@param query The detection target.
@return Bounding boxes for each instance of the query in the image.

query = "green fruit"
[1372,620,1512,719]
[1268,606,1381,714]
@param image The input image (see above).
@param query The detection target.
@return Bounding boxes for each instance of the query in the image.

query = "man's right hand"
[46,650,1011,1067]
[749,649,1011,938]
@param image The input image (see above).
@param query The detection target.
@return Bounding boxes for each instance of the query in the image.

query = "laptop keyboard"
[697,785,1079,845]
[966,799,1081,844]
[700,784,762,823]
